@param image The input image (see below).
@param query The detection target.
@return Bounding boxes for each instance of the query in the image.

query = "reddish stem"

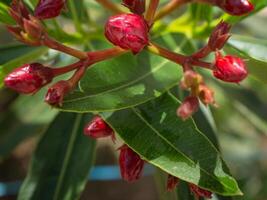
[147,42,214,69]
[52,47,128,77]
[145,0,160,26]
[42,35,88,59]
[52,61,85,76]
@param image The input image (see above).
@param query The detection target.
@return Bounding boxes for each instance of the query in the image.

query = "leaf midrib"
[130,107,239,195]
[53,114,83,200]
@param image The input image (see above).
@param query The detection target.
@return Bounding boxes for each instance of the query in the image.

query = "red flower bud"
[167,175,179,191]
[45,80,71,106]
[119,144,145,182]
[213,52,248,83]
[208,21,231,51]
[105,14,149,54]
[34,0,66,19]
[189,183,212,199]
[122,0,146,15]
[216,0,254,16]
[177,96,199,120]
[4,63,54,94]
[84,116,114,139]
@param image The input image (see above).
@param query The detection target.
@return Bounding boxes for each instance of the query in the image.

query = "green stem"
[68,0,85,34]
[155,0,189,21]
[95,0,124,14]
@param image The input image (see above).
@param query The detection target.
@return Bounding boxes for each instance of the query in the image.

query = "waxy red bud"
[167,175,179,191]
[45,80,71,106]
[119,145,145,182]
[177,96,199,120]
[84,116,114,139]
[122,0,146,15]
[189,183,212,199]
[34,0,66,19]
[105,14,149,54]
[208,21,231,51]
[4,63,54,94]
[213,52,248,83]
[216,0,254,16]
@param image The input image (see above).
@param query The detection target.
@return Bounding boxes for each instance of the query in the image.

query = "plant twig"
[95,0,124,14]
[145,0,160,26]
[155,0,190,21]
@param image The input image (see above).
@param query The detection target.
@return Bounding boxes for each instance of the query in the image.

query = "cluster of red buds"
[83,116,144,182]
[84,115,212,196]
[1,0,254,196]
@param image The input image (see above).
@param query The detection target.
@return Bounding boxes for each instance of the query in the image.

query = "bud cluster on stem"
[2,0,255,196]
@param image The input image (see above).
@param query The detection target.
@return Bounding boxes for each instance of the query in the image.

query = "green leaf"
[226,35,267,84]
[0,46,48,87]
[0,2,15,25]
[61,33,194,112]
[18,112,96,200]
[222,0,267,24]
[101,93,241,196]
[0,44,38,65]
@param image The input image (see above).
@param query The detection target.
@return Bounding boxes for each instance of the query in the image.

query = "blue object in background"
[0,165,155,197]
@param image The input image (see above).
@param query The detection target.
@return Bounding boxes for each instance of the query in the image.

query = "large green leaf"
[101,93,241,196]
[61,33,194,112]
[0,46,48,87]
[226,35,267,84]
[18,112,96,200]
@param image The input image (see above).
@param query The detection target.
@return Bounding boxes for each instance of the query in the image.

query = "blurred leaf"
[101,93,241,196]
[0,2,15,25]
[223,0,267,24]
[0,47,48,87]
[61,33,194,112]
[18,112,96,200]
[0,44,37,65]
[0,90,57,159]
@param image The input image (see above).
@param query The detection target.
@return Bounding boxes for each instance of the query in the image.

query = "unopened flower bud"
[213,52,248,83]
[34,0,66,19]
[119,144,145,182]
[23,16,43,41]
[167,175,179,191]
[177,96,199,120]
[10,0,30,25]
[45,80,71,106]
[84,116,114,139]
[198,85,215,106]
[105,14,149,54]
[4,63,54,94]
[122,0,146,15]
[180,71,203,90]
[189,183,212,199]
[198,0,254,16]
[208,21,231,51]
[216,0,254,16]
